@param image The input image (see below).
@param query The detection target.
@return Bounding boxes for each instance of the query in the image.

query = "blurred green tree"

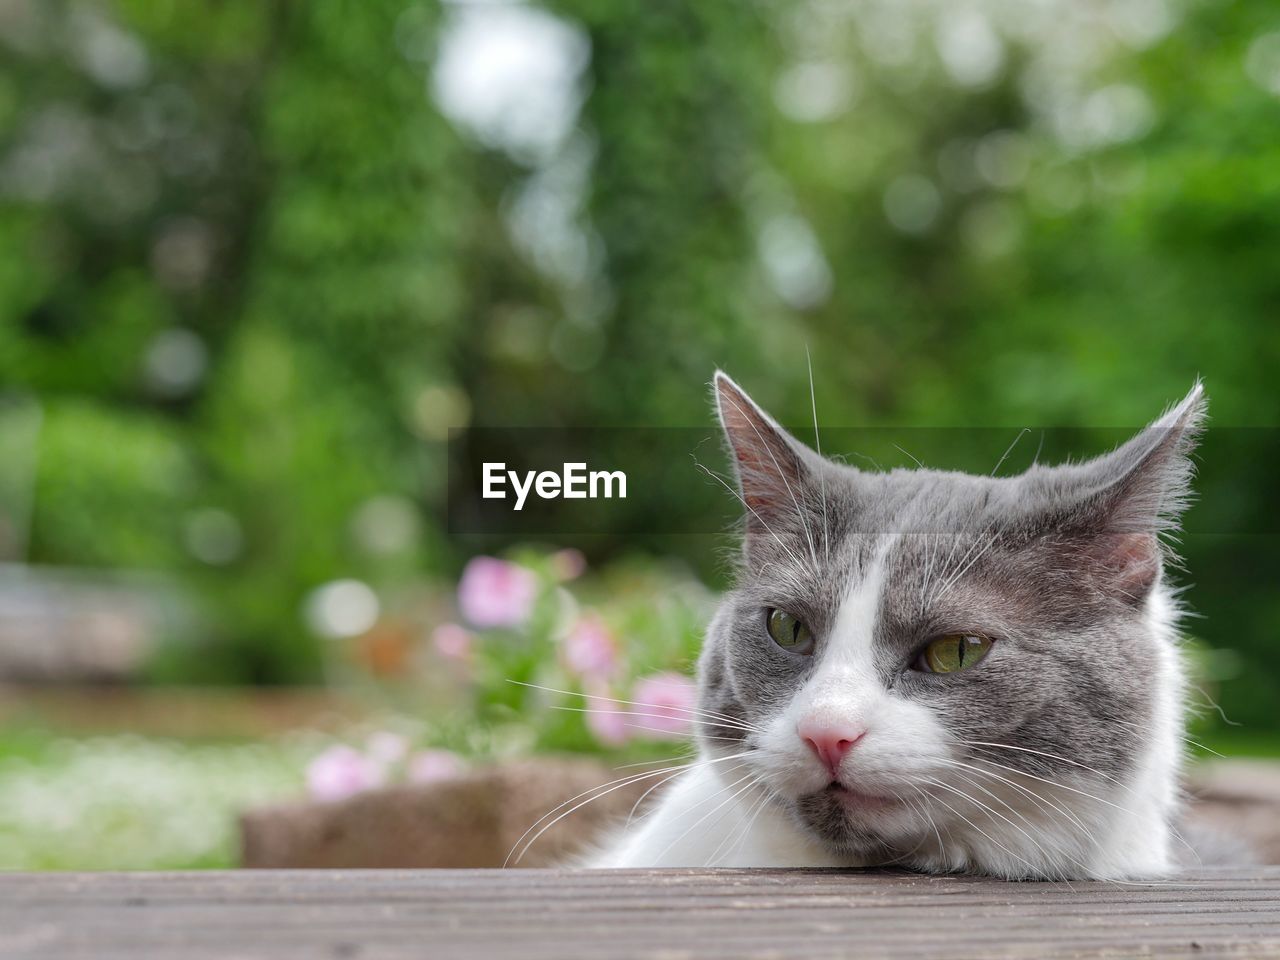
[0,0,1276,729]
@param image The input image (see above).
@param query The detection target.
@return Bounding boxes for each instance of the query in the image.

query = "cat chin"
[789,786,922,852]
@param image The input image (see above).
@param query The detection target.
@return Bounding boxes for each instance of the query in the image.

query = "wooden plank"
[3,868,1279,960]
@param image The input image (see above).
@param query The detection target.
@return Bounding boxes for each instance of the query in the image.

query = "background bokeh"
[0,0,1277,868]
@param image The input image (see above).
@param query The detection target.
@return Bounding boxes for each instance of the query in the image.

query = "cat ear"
[713,371,821,539]
[1026,382,1207,604]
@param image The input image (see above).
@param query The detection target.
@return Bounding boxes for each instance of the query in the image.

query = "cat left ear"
[713,371,821,539]
[1028,382,1207,604]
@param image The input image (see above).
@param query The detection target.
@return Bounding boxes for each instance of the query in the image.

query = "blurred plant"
[443,550,708,754]
[302,548,712,779]
[305,733,466,802]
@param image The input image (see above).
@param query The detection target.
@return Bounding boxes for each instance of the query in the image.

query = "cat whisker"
[846,451,883,471]
[893,443,925,470]
[805,345,831,567]
[610,733,747,763]
[930,529,1002,605]
[958,753,1203,867]
[1189,682,1240,727]
[959,744,1191,834]
[692,460,814,574]
[1182,737,1225,757]
[729,785,778,863]
[545,704,758,737]
[919,773,1071,881]
[717,791,771,865]
[957,757,1201,869]
[926,531,969,608]
[933,755,1095,837]
[901,783,949,863]
[508,679,766,734]
[957,754,1130,816]
[612,752,699,770]
[704,780,770,866]
[942,769,1188,889]
[649,769,759,866]
[505,752,752,867]
[631,763,751,842]
[912,775,1055,880]
[945,768,1096,883]
[617,720,748,742]
[873,791,938,868]
[991,427,1031,477]
[914,774,1071,884]
[941,771,1192,887]
[633,760,752,832]
[958,732,1218,853]
[625,763,713,827]
[547,701,757,742]
[1090,713,1226,758]
[917,533,945,617]
[507,764,701,867]
[957,739,1131,788]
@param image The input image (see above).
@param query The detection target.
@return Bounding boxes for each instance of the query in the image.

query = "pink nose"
[798,721,865,777]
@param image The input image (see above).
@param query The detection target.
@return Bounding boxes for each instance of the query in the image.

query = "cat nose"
[798,720,865,777]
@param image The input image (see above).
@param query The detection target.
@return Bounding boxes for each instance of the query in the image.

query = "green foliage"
[0,0,1277,734]
[33,400,192,568]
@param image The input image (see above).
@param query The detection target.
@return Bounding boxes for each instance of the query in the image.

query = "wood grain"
[3,867,1278,960]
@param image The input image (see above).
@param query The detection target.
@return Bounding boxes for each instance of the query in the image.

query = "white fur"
[1077,580,1185,877]
[591,763,843,868]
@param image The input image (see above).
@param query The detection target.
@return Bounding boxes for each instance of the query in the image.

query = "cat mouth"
[791,782,907,852]
[823,782,899,812]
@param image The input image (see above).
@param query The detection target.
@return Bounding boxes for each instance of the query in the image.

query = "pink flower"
[550,548,587,581]
[306,745,385,802]
[561,615,619,679]
[583,684,632,747]
[407,749,466,785]
[432,623,474,661]
[457,556,537,628]
[365,732,409,766]
[630,672,697,739]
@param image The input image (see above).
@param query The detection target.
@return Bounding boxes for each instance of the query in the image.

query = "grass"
[0,725,308,870]
[1193,729,1280,760]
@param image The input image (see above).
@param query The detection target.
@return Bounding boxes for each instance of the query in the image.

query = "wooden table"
[4,868,1279,959]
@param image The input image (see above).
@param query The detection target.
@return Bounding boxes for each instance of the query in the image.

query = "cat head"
[697,372,1205,877]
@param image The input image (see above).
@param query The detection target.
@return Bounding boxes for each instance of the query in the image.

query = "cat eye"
[765,608,814,655]
[914,634,993,674]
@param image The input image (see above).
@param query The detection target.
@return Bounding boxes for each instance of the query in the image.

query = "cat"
[590,371,1209,879]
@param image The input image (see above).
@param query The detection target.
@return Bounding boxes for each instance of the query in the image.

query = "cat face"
[695,373,1203,877]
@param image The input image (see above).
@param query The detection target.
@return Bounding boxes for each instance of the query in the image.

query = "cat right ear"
[1020,381,1207,605]
[713,371,821,541]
